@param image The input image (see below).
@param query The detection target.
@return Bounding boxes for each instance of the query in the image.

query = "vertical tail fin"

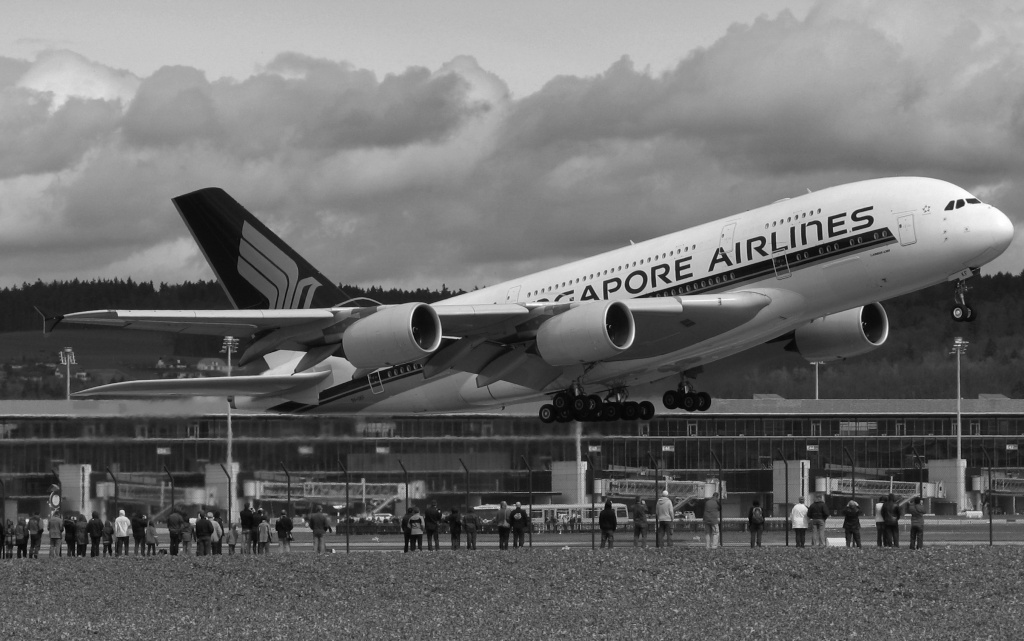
[173,188,348,310]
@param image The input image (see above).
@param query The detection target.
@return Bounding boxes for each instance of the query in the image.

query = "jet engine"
[343,303,442,368]
[536,301,635,366]
[789,303,889,362]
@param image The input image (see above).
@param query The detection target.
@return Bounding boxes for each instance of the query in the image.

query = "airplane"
[44,176,1014,423]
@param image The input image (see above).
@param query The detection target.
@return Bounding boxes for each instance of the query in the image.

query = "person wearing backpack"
[407,507,425,551]
[748,500,766,548]
[27,512,43,558]
[14,518,29,558]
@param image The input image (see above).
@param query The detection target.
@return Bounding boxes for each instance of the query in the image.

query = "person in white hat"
[113,510,131,556]
[655,490,674,547]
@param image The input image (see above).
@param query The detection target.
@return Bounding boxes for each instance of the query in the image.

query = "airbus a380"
[49,177,1013,423]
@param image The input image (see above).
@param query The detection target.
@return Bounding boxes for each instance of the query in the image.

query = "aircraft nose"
[989,206,1015,256]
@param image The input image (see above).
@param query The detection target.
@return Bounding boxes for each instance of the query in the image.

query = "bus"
[474,502,630,533]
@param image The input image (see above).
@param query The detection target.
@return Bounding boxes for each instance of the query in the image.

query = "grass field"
[1,547,1021,639]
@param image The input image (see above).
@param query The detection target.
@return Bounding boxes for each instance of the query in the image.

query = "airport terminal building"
[2,397,1024,521]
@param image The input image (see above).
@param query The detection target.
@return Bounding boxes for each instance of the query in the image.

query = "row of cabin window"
[528,245,700,297]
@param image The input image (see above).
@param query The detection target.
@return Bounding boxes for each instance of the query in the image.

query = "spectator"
[807,494,829,547]
[211,512,224,555]
[424,501,442,551]
[495,501,512,551]
[180,517,194,556]
[47,510,64,558]
[114,510,131,556]
[308,505,330,554]
[446,509,462,550]
[790,497,809,548]
[166,508,184,556]
[632,496,648,548]
[63,512,77,557]
[703,492,722,550]
[87,512,104,557]
[509,502,529,549]
[195,512,214,556]
[881,494,901,547]
[462,509,479,551]
[655,490,674,547]
[843,500,862,548]
[0,519,7,559]
[74,514,88,557]
[240,502,254,555]
[599,500,617,549]
[102,518,114,556]
[874,496,885,547]
[748,500,765,548]
[226,524,239,554]
[131,512,146,556]
[27,512,42,559]
[407,507,425,551]
[14,518,29,558]
[907,497,927,549]
[401,507,413,553]
[275,510,293,554]
[145,519,158,555]
[257,516,271,554]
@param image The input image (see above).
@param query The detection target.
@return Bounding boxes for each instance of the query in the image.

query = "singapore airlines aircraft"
[48,177,1013,422]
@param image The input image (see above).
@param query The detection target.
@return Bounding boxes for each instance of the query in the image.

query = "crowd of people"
[1,492,934,558]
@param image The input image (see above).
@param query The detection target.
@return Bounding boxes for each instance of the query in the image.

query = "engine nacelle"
[790,303,889,362]
[343,303,442,369]
[536,301,635,367]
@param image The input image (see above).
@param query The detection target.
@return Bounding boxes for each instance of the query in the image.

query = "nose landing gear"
[951,279,976,323]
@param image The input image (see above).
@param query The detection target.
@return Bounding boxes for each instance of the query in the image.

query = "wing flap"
[72,370,330,402]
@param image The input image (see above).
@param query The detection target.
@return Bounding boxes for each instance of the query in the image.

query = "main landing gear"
[951,279,977,323]
[538,385,655,424]
[662,382,711,412]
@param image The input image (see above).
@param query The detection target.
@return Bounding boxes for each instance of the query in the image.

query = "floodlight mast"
[221,336,239,476]
[59,346,76,400]
[949,337,969,512]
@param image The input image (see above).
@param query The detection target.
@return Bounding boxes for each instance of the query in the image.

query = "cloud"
[1,1,1022,294]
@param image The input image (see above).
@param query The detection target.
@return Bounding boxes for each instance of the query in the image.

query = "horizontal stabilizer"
[72,371,330,401]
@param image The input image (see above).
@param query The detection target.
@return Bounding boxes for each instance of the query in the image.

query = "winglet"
[34,307,63,334]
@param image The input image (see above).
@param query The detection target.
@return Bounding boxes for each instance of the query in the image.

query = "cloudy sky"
[1,0,1022,295]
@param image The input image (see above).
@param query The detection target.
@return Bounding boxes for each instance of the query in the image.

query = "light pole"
[950,337,969,511]
[810,361,823,400]
[59,347,76,400]
[221,336,239,502]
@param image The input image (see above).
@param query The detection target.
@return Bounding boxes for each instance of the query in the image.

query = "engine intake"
[343,303,442,368]
[790,303,889,362]
[536,301,635,367]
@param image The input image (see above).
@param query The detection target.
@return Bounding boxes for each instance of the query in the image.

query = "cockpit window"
[966,198,981,205]
[945,197,982,210]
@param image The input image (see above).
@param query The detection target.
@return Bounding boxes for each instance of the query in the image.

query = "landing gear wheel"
[662,390,679,409]
[965,306,976,322]
[571,405,590,422]
[571,396,588,413]
[951,305,967,322]
[696,392,712,412]
[622,402,639,421]
[552,392,570,410]
[681,392,698,412]
[602,403,620,421]
[539,404,556,424]
[638,401,656,421]
[556,408,572,423]
[587,395,602,412]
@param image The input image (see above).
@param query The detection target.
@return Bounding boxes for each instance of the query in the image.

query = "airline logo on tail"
[238,222,322,309]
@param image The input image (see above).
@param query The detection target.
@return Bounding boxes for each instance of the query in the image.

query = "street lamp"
[221,336,239,520]
[949,337,969,512]
[59,346,76,400]
[810,361,824,400]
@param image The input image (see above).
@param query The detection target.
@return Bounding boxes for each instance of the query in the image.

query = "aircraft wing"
[47,308,338,336]
[72,370,330,404]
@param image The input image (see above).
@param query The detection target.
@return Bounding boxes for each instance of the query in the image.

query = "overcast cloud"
[1,1,1022,295]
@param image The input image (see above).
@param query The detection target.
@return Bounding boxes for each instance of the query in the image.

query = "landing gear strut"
[951,279,976,323]
[662,381,712,412]
[539,385,654,423]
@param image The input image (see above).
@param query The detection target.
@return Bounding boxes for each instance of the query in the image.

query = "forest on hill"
[1,274,1021,400]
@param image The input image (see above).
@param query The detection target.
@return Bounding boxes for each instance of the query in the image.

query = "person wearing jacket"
[407,507,425,551]
[495,501,512,551]
[747,500,766,548]
[790,497,809,548]
[874,496,886,547]
[807,494,829,547]
[87,512,104,557]
[145,519,158,555]
[632,497,648,548]
[907,496,927,549]
[401,507,413,553]
[179,517,194,556]
[462,510,479,550]
[881,494,901,547]
[445,509,462,550]
[275,510,293,554]
[655,490,674,547]
[14,518,29,558]
[703,492,722,550]
[64,512,78,557]
[599,500,617,549]
[842,500,862,548]
[131,513,146,556]
[166,508,184,556]
[101,519,114,556]
[27,513,43,558]
[47,511,64,558]
[424,501,442,551]
[211,512,224,555]
[114,510,131,556]
[194,512,214,556]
